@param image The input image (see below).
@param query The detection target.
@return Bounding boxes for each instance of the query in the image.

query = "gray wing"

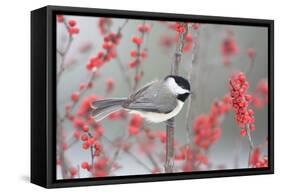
[124,80,177,113]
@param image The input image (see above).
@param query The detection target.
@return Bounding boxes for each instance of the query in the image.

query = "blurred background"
[56,15,268,179]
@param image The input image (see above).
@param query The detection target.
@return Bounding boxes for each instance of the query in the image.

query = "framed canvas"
[31,5,274,188]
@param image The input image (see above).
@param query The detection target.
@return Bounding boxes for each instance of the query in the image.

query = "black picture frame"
[31,5,274,188]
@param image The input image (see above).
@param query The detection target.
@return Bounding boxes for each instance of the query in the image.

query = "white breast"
[128,100,184,123]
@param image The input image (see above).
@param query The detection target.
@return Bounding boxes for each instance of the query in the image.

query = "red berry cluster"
[221,34,238,56]
[69,167,78,178]
[137,23,151,33]
[67,19,79,35]
[86,32,121,71]
[105,78,114,93]
[249,148,268,168]
[160,35,176,49]
[252,79,268,109]
[174,146,209,171]
[175,22,187,33]
[92,157,109,177]
[57,15,64,23]
[128,23,150,83]
[192,95,231,149]
[246,48,256,59]
[192,23,200,30]
[57,16,79,36]
[81,156,110,177]
[183,33,193,53]
[128,114,143,136]
[107,110,126,120]
[229,72,256,136]
[193,114,222,149]
[221,32,238,65]
[98,18,112,35]
[65,81,95,120]
[76,95,97,116]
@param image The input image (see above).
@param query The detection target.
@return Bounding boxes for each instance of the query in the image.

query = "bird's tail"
[91,98,126,121]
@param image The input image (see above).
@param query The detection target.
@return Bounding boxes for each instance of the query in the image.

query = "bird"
[91,75,191,123]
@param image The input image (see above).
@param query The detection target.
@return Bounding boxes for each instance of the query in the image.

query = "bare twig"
[165,22,188,173]
[57,18,74,84]
[136,135,160,170]
[133,21,146,91]
[115,55,132,91]
[102,135,151,171]
[184,26,200,144]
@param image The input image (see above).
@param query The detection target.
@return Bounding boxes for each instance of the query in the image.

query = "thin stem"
[57,115,68,179]
[87,132,96,170]
[57,18,74,84]
[133,21,146,91]
[115,55,132,91]
[60,73,97,123]
[102,135,151,171]
[105,135,130,174]
[184,26,199,145]
[136,135,160,170]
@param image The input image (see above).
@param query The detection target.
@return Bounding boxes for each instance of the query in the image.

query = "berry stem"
[185,25,199,145]
[133,21,146,91]
[165,22,188,173]
[57,18,74,84]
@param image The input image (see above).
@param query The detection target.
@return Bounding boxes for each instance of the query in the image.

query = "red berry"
[82,125,89,132]
[73,130,81,139]
[106,78,114,92]
[81,134,88,142]
[250,124,256,131]
[247,48,256,58]
[68,27,80,35]
[81,162,89,170]
[69,167,77,177]
[130,50,137,57]
[140,50,147,58]
[79,83,86,90]
[68,19,76,27]
[57,15,64,23]
[71,92,79,101]
[131,36,142,45]
[240,129,247,136]
[82,142,90,150]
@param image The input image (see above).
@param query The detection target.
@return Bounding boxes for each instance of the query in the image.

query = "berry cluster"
[81,156,111,177]
[98,18,112,35]
[193,95,231,149]
[86,32,121,71]
[106,78,114,93]
[128,114,143,136]
[221,31,238,65]
[229,72,255,136]
[57,16,79,36]
[183,33,193,53]
[252,79,268,109]
[129,23,150,84]
[249,148,268,168]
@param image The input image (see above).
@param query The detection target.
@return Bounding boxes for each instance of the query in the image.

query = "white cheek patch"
[166,77,190,95]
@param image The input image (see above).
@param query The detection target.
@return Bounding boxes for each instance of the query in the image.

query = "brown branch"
[165,22,188,173]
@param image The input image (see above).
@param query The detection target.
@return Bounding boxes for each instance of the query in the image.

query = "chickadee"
[91,75,191,123]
